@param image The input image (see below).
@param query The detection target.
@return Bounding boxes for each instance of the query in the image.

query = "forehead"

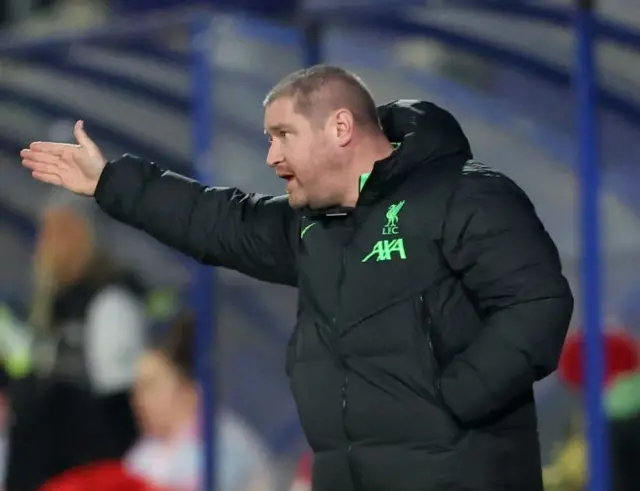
[137,351,172,380]
[264,96,309,129]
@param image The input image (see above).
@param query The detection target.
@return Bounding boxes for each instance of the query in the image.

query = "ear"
[333,108,354,147]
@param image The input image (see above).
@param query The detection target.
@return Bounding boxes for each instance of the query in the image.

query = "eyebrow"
[264,124,292,135]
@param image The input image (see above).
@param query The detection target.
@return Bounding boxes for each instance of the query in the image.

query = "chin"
[286,193,308,209]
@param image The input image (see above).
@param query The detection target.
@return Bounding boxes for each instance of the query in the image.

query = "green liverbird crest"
[383,200,405,234]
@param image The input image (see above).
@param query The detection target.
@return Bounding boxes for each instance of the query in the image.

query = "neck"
[341,133,394,207]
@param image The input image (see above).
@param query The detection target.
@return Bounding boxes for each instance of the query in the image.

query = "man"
[21,64,573,491]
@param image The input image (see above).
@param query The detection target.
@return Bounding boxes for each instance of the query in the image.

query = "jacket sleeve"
[94,155,298,286]
[438,170,574,424]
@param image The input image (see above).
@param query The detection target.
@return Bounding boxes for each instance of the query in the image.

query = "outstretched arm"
[21,121,298,286]
[95,155,298,285]
[438,169,573,424]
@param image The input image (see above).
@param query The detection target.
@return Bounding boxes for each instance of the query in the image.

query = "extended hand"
[21,120,107,196]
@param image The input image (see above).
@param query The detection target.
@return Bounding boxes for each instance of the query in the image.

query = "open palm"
[21,120,107,196]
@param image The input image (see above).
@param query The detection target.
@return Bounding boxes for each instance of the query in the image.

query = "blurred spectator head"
[558,329,640,391]
[132,311,197,439]
[34,200,95,287]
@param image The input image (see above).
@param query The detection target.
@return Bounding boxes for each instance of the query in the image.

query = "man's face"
[264,97,342,208]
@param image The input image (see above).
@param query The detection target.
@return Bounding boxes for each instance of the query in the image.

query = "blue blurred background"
[0,1,639,490]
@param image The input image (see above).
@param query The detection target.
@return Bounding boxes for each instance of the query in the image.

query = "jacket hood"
[375,99,473,179]
[302,100,472,216]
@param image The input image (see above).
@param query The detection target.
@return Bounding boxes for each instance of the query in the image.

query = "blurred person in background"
[21,64,573,491]
[125,310,275,491]
[543,330,640,491]
[5,201,147,491]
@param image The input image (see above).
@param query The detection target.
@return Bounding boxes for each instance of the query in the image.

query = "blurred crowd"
[541,331,640,491]
[0,202,280,491]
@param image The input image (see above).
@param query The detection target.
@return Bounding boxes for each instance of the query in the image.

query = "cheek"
[284,139,311,164]
[293,145,324,180]
[132,389,151,422]
[135,386,172,421]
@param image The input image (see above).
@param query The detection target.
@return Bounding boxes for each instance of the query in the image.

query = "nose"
[266,139,283,168]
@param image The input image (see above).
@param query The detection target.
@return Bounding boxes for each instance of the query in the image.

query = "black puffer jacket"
[95,100,573,491]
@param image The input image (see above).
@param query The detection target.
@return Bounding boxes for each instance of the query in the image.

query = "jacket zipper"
[333,248,353,454]
[420,294,441,391]
[332,215,360,485]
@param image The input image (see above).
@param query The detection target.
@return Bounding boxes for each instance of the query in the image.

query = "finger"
[74,120,95,149]
[31,170,62,186]
[29,141,78,154]
[21,149,62,165]
[22,159,57,174]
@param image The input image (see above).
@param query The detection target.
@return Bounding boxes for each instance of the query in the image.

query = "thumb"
[73,120,95,149]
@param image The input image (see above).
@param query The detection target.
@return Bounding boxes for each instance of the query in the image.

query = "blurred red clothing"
[289,452,311,491]
[39,461,154,491]
[559,330,639,390]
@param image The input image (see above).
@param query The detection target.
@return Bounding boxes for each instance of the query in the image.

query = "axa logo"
[361,238,406,262]
[362,200,407,262]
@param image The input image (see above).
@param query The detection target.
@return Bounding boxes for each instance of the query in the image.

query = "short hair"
[264,64,380,129]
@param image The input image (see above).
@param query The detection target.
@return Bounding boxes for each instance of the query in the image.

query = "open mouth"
[277,173,295,182]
